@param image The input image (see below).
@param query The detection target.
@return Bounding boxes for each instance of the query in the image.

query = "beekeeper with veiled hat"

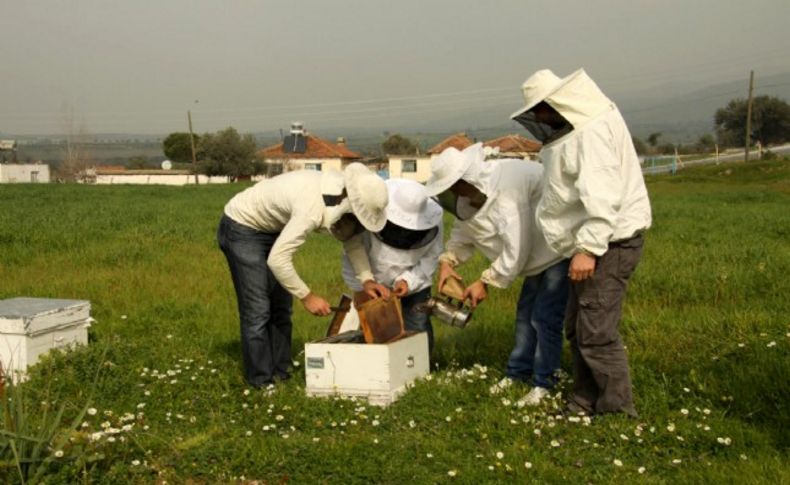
[217,163,389,388]
[511,68,652,417]
[426,143,569,406]
[341,178,444,352]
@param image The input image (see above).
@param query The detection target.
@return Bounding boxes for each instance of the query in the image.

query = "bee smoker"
[417,276,473,328]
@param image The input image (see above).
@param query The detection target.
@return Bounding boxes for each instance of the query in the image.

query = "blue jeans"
[401,287,434,354]
[217,215,294,387]
[506,259,570,389]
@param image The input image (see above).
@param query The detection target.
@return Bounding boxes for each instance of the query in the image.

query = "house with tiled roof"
[426,132,474,155]
[387,132,542,183]
[258,123,363,175]
[483,134,541,160]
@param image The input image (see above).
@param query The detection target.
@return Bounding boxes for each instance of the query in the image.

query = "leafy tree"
[647,132,662,147]
[696,134,716,153]
[127,156,152,169]
[714,95,790,147]
[197,127,260,181]
[657,142,676,155]
[631,136,647,155]
[382,134,418,155]
[163,132,199,164]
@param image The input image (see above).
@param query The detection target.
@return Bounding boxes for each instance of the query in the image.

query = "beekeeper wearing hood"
[511,68,652,417]
[426,143,569,406]
[341,178,444,352]
[217,163,389,388]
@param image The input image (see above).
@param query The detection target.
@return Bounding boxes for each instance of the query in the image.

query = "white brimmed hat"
[424,143,484,197]
[343,163,388,232]
[509,69,564,120]
[384,179,443,230]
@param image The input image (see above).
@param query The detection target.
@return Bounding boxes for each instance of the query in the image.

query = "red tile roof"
[427,133,474,155]
[483,134,541,153]
[258,134,363,160]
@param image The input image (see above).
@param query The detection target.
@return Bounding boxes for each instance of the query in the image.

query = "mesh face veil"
[513,109,572,144]
[435,182,487,221]
[374,220,439,250]
[329,213,365,241]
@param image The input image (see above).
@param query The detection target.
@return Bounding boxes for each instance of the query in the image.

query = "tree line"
[632,95,790,156]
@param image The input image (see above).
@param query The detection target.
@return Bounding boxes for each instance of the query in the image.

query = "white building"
[387,133,542,183]
[0,163,50,183]
[89,167,229,185]
[387,133,473,183]
[387,154,431,182]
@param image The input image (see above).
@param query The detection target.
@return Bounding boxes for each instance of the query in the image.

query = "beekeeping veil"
[510,68,615,146]
[425,143,489,221]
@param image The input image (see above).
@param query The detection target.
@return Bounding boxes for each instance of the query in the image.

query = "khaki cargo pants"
[565,234,644,417]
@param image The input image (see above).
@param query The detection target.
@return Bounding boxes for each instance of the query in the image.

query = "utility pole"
[188,110,199,184]
[744,70,754,162]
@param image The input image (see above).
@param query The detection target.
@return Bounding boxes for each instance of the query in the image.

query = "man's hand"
[438,261,463,294]
[301,293,331,316]
[569,252,596,281]
[392,279,409,298]
[463,280,488,309]
[363,279,390,299]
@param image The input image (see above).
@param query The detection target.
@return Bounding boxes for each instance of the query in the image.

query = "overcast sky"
[1,0,788,135]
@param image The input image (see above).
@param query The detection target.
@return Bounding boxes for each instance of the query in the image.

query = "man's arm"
[267,216,331,315]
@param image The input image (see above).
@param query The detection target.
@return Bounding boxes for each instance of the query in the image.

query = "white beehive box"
[305,332,429,406]
[0,297,91,377]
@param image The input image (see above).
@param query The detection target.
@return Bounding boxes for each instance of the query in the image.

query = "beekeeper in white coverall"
[426,143,569,406]
[511,68,652,417]
[217,163,390,388]
[341,178,443,353]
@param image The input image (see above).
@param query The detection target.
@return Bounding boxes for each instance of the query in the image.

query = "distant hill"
[10,72,788,158]
[618,72,790,142]
[324,72,790,147]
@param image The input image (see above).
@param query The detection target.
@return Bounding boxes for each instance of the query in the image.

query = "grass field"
[0,159,788,483]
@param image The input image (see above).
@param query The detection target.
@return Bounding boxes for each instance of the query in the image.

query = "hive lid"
[0,297,91,334]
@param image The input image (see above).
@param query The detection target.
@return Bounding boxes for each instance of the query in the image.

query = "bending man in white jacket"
[426,143,569,405]
[341,178,443,353]
[511,68,652,417]
[218,164,389,388]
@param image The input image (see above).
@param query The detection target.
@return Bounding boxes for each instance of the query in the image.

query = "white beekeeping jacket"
[439,156,563,289]
[535,69,652,257]
[224,169,369,300]
[341,226,443,294]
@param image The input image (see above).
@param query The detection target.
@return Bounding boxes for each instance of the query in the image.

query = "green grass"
[0,159,788,483]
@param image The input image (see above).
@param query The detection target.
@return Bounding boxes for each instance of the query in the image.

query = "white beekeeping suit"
[341,178,443,294]
[512,69,652,257]
[427,143,563,289]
